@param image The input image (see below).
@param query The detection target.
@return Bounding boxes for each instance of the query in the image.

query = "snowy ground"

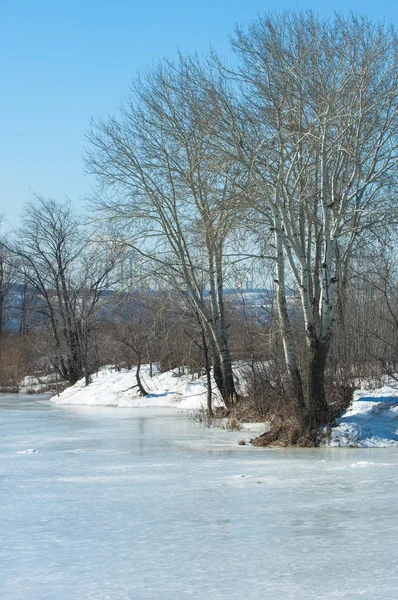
[2,394,398,600]
[19,373,60,394]
[50,365,224,410]
[329,386,398,447]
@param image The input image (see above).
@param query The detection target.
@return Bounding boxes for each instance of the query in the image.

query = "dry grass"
[0,337,28,392]
[250,414,307,447]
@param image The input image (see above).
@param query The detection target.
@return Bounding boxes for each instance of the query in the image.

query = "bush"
[0,335,29,392]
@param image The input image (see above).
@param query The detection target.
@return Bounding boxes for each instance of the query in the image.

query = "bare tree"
[107,291,151,396]
[212,11,398,433]
[0,217,16,338]
[86,58,249,408]
[9,197,119,385]
[358,241,398,383]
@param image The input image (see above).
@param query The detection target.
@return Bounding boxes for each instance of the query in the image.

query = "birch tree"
[221,12,398,430]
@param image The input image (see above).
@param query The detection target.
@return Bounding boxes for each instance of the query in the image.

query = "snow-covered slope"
[50,365,222,410]
[329,387,398,447]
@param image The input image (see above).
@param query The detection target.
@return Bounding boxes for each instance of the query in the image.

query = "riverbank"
[50,365,222,410]
[48,366,398,447]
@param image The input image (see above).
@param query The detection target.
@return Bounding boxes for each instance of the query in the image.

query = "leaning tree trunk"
[209,343,235,411]
[211,352,226,404]
[135,355,148,397]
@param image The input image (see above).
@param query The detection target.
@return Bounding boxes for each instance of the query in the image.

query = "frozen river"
[1,395,398,600]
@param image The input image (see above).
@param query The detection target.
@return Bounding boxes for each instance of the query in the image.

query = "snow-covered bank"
[50,365,222,411]
[329,386,398,447]
[19,373,60,394]
[50,365,398,447]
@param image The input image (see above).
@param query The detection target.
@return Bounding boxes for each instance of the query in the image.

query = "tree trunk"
[212,355,225,402]
[201,328,213,415]
[83,331,91,387]
[67,331,84,385]
[135,356,148,396]
[222,357,236,407]
[273,218,306,418]
[306,341,330,429]
[215,246,236,408]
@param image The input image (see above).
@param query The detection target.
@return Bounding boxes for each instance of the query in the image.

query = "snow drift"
[329,386,398,447]
[50,365,222,411]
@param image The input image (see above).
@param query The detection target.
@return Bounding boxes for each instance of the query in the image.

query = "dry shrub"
[324,376,356,421]
[239,360,354,446]
[226,414,242,431]
[190,408,225,428]
[250,414,309,447]
[0,335,29,392]
[236,360,296,420]
[236,361,307,445]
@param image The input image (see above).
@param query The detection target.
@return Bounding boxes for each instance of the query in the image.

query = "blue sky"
[1,0,397,228]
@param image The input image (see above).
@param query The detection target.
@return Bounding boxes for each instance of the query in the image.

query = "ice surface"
[1,394,398,599]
